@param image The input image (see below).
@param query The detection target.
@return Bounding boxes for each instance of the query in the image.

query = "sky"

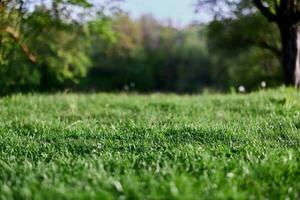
[120,0,211,27]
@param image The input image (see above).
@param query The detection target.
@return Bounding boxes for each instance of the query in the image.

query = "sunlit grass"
[0,88,300,199]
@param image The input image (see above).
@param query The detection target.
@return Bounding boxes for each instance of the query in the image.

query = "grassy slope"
[0,88,300,200]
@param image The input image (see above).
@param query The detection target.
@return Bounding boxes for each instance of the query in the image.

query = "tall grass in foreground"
[0,88,299,199]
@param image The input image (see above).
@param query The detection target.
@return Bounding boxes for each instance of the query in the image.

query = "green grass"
[0,88,300,200]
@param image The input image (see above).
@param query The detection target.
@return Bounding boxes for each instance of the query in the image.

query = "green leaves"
[65,0,93,7]
[0,0,117,93]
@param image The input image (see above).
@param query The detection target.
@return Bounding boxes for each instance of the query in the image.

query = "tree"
[205,13,282,89]
[197,0,300,87]
[0,0,36,63]
[0,0,120,93]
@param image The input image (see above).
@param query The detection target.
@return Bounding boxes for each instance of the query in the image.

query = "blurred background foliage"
[0,0,282,95]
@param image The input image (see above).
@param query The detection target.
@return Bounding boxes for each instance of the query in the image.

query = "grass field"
[0,88,300,200]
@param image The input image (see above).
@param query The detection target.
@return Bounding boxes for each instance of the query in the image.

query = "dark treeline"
[0,0,283,94]
[82,14,214,93]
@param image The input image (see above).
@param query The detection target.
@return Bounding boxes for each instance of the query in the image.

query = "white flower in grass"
[227,172,235,178]
[261,81,267,88]
[113,181,123,193]
[238,85,246,93]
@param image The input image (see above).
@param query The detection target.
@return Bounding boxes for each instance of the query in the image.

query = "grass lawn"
[0,88,300,199]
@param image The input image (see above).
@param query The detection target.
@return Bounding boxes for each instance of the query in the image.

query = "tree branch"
[273,0,279,13]
[258,40,281,58]
[5,26,37,63]
[0,0,10,13]
[253,0,278,22]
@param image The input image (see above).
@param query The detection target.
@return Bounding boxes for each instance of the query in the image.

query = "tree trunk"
[279,23,300,87]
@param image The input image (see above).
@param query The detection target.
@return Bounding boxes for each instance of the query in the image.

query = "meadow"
[0,88,300,199]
